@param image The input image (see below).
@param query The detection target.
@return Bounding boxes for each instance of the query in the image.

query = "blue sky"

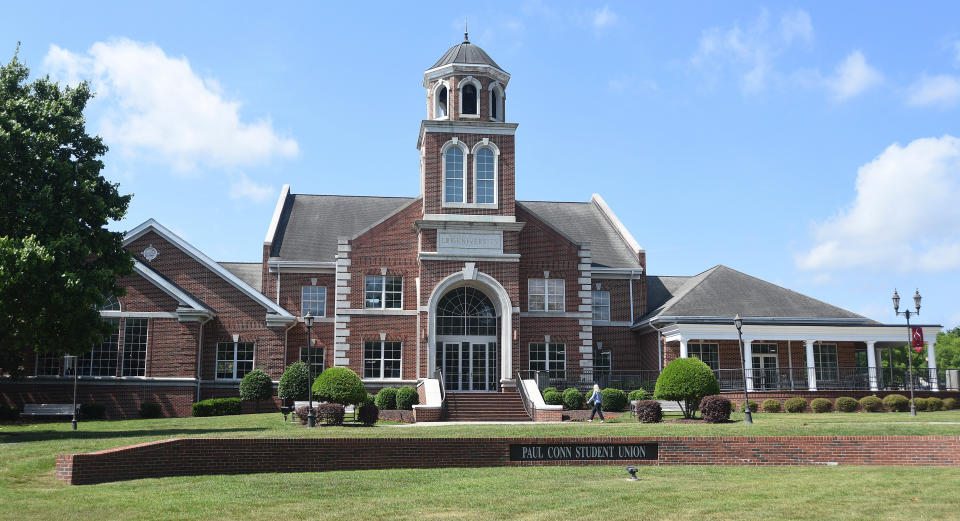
[5,2,960,328]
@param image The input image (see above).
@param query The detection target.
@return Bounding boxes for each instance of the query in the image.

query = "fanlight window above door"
[436,287,497,336]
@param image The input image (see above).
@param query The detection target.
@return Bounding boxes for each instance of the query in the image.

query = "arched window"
[490,90,499,120]
[443,146,464,203]
[436,86,448,118]
[462,84,477,115]
[436,287,497,336]
[102,295,121,311]
[488,82,504,121]
[475,147,495,204]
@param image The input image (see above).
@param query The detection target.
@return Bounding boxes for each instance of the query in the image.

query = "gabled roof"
[640,265,876,325]
[219,262,263,293]
[133,261,212,313]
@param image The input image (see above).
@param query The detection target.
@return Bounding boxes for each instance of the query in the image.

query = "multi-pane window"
[79,318,121,376]
[216,342,255,380]
[444,147,464,203]
[529,343,566,379]
[301,286,326,317]
[36,352,62,376]
[528,279,564,312]
[121,318,148,376]
[591,291,610,321]
[594,349,612,374]
[365,275,402,309]
[300,346,324,376]
[475,148,495,204]
[363,341,401,379]
[102,295,121,311]
[436,287,497,336]
[688,343,719,370]
[814,343,839,382]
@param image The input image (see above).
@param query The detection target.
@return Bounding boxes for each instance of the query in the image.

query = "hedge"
[139,402,162,418]
[914,397,930,411]
[628,389,651,402]
[784,397,807,413]
[835,396,858,412]
[883,394,909,412]
[374,387,398,410]
[739,399,759,413]
[810,398,833,413]
[653,357,719,419]
[601,388,628,412]
[699,395,731,423]
[192,397,242,417]
[944,397,957,410]
[926,397,944,411]
[312,367,367,406]
[277,361,310,401]
[562,388,585,410]
[395,386,419,410]
[543,389,563,406]
[79,403,105,419]
[859,395,883,412]
[761,399,781,413]
[634,400,662,423]
[357,404,379,425]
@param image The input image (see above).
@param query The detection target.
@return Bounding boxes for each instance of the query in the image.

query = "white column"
[927,340,939,391]
[805,340,818,391]
[679,338,688,358]
[744,339,754,391]
[866,341,878,391]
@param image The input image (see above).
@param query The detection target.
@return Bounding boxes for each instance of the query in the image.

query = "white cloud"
[824,50,883,101]
[798,135,960,273]
[592,6,618,29]
[907,74,960,107]
[228,174,275,204]
[43,39,298,172]
[780,9,813,46]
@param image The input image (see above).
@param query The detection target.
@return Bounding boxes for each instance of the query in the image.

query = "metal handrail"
[434,367,447,418]
[515,370,536,420]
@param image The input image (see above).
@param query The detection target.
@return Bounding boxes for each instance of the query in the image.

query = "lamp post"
[63,355,78,431]
[893,289,921,416]
[304,312,316,428]
[734,314,752,424]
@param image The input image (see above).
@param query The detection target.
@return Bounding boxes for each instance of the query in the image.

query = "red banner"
[911,327,924,352]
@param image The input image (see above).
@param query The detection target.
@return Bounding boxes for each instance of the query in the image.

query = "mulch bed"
[377,409,415,423]
[562,410,625,421]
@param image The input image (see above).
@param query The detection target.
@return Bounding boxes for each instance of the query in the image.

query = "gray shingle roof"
[642,265,875,323]
[431,40,503,70]
[270,194,416,261]
[219,262,263,293]
[518,201,642,269]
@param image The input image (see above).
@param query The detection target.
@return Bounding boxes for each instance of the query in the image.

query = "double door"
[439,338,497,391]
[751,354,778,390]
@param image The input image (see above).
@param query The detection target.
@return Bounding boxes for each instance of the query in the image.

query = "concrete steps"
[443,392,532,421]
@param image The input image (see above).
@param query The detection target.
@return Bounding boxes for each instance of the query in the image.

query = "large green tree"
[0,49,133,375]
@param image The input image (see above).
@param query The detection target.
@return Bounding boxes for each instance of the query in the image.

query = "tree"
[653,357,720,419]
[0,49,133,374]
[239,369,274,412]
[311,367,367,406]
[277,361,310,401]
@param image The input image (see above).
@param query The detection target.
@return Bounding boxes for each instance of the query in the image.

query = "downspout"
[195,316,213,402]
[628,270,635,323]
[276,270,281,304]
[787,340,794,390]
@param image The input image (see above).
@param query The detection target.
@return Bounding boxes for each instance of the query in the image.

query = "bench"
[21,404,78,417]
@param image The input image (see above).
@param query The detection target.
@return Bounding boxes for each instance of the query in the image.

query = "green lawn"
[2,411,959,521]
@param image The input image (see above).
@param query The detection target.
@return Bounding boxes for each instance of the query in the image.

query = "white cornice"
[419,252,521,263]
[591,193,644,255]
[267,260,337,273]
[264,184,290,245]
[655,322,942,344]
[417,120,518,150]
[422,63,511,87]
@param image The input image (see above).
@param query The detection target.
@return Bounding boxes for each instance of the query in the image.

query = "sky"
[4,2,960,329]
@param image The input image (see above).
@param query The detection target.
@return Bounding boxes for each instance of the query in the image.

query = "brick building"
[2,36,950,418]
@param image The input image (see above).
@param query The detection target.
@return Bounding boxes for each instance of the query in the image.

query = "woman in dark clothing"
[587,384,604,422]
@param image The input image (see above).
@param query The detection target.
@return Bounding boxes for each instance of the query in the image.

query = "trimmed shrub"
[239,369,274,412]
[374,387,398,410]
[883,394,910,412]
[810,398,833,413]
[784,397,807,413]
[139,402,162,418]
[542,387,558,396]
[192,397,242,417]
[0,405,20,421]
[312,367,367,406]
[761,399,782,413]
[79,403,105,419]
[277,361,310,401]
[835,397,858,412]
[654,357,720,418]
[926,397,944,411]
[362,392,375,406]
[395,386,419,410]
[914,397,930,411]
[601,388,628,412]
[543,389,563,406]
[295,405,311,424]
[357,404,379,425]
[316,403,345,426]
[634,400,662,423]
[943,397,956,410]
[740,400,759,413]
[628,389,651,402]
[562,388,584,410]
[699,395,732,423]
[859,395,883,412]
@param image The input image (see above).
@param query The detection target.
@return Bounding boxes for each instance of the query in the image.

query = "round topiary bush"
[943,397,956,410]
[810,398,833,413]
[784,397,807,413]
[316,403,345,426]
[542,387,558,396]
[835,396,858,412]
[601,388,628,412]
[635,400,662,423]
[914,397,929,411]
[653,357,720,419]
[543,389,563,406]
[859,395,883,412]
[740,400,759,413]
[312,367,367,406]
[374,387,398,409]
[139,402,162,418]
[882,393,909,412]
[699,395,732,423]
[761,399,782,413]
[562,388,585,410]
[395,386,419,410]
[277,361,310,401]
[926,397,943,411]
[239,369,274,412]
[628,389,651,402]
[357,404,379,425]
[362,392,375,406]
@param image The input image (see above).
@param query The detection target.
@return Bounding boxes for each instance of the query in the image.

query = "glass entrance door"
[440,340,497,391]
[752,354,778,390]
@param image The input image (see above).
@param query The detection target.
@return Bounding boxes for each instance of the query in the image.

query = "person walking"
[587,384,604,423]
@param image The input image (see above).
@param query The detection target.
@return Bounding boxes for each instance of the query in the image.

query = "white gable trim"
[591,193,644,254]
[132,262,208,311]
[264,184,290,245]
[125,219,294,319]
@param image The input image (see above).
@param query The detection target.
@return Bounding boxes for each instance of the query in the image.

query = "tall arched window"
[444,146,464,203]
[436,86,448,118]
[436,287,497,336]
[462,84,478,115]
[475,147,495,204]
[490,90,499,120]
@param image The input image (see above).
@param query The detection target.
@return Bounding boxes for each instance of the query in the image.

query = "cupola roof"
[430,32,503,71]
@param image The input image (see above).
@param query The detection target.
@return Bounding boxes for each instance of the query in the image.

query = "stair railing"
[434,367,447,419]
[515,370,536,420]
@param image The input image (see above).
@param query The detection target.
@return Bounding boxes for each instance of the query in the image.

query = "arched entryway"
[435,287,498,391]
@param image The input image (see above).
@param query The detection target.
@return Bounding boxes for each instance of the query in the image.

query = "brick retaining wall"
[56,435,960,485]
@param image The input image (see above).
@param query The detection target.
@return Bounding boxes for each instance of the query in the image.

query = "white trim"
[488,81,504,122]
[132,262,208,311]
[471,140,499,206]
[100,311,178,319]
[591,193,644,255]
[419,252,520,263]
[417,121,519,149]
[264,184,290,245]
[519,311,591,319]
[440,139,469,206]
[125,219,294,319]
[341,308,418,316]
[267,260,336,273]
[423,63,511,87]
[420,213,517,223]
[591,267,645,277]
[432,80,449,120]
[458,76,482,117]
[659,323,942,344]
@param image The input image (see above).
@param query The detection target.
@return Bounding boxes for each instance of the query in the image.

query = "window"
[365,275,402,309]
[591,291,610,321]
[529,343,566,379]
[121,318,148,376]
[363,341,401,379]
[814,343,839,382]
[594,349,611,374]
[102,295,121,311]
[443,146,464,203]
[300,346,324,376]
[528,279,564,312]
[474,147,496,204]
[436,86,448,118]
[216,341,254,380]
[301,286,326,317]
[688,343,719,370]
[78,318,121,376]
[36,352,61,376]
[490,89,499,119]
[461,84,478,114]
[436,287,497,336]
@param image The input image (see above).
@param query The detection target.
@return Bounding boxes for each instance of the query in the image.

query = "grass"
[2,411,959,520]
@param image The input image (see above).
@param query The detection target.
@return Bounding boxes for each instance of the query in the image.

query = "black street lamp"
[734,314,753,425]
[63,354,78,431]
[893,289,921,416]
[304,312,316,428]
